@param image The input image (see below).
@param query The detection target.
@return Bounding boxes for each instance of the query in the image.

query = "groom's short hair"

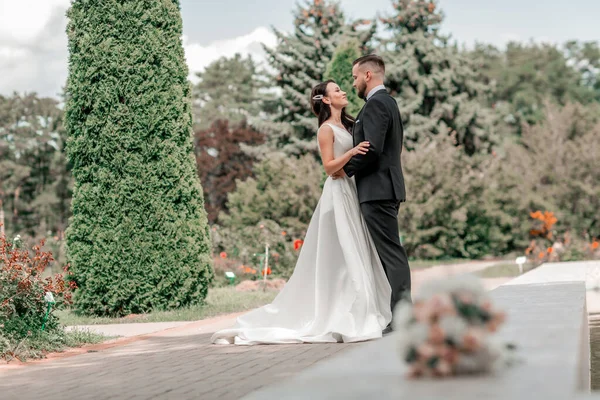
[353,54,385,76]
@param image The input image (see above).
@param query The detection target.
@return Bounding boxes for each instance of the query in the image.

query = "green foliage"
[0,93,70,239]
[324,39,363,116]
[382,0,497,155]
[219,153,322,233]
[399,136,522,259]
[194,120,264,223]
[0,233,78,361]
[565,40,600,102]
[253,0,376,157]
[1,328,105,362]
[399,101,600,260]
[214,154,323,277]
[193,54,269,130]
[500,102,600,237]
[470,41,598,133]
[64,0,212,316]
[55,286,278,325]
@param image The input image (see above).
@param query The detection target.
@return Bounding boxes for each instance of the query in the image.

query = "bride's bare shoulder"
[317,123,334,140]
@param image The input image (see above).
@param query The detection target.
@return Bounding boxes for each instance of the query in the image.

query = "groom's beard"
[357,82,367,99]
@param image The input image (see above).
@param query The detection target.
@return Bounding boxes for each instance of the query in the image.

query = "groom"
[332,54,411,333]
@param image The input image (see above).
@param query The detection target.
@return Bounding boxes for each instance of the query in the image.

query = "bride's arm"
[317,125,369,176]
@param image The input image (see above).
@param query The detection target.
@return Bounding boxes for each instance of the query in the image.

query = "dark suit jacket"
[343,88,406,203]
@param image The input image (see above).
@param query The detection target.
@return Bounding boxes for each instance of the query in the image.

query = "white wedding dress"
[211,123,392,345]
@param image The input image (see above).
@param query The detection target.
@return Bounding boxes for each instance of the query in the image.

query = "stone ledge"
[244,281,589,400]
[505,260,598,289]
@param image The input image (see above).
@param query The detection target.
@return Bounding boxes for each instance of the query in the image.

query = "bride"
[211,80,392,345]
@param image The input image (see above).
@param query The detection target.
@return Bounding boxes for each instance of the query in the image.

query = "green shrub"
[399,102,599,260]
[214,154,322,278]
[64,0,212,316]
[0,232,99,362]
[399,136,521,259]
[0,234,72,338]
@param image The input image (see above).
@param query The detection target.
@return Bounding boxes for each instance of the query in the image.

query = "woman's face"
[324,82,348,109]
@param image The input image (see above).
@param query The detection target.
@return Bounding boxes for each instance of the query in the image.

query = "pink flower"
[462,328,484,352]
[417,343,435,360]
[458,292,474,304]
[406,363,424,378]
[434,360,453,377]
[428,324,445,345]
[440,346,459,364]
[413,301,433,323]
[494,311,506,324]
[429,293,456,317]
[486,311,506,332]
[480,300,493,312]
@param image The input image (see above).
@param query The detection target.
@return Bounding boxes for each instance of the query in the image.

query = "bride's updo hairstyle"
[310,79,355,132]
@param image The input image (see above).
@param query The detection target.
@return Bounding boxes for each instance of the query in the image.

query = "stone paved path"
[0,261,511,400]
[0,325,356,400]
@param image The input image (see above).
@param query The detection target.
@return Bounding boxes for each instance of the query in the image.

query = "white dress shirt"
[366,84,386,100]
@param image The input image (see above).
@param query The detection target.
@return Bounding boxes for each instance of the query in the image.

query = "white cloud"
[0,0,278,99]
[183,26,277,83]
[0,0,69,43]
[0,0,69,97]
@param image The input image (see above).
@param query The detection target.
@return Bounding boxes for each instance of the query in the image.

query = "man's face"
[352,64,368,100]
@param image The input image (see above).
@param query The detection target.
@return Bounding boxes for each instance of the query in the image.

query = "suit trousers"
[360,200,412,315]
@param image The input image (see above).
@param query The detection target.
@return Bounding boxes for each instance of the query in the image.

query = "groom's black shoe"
[382,323,393,336]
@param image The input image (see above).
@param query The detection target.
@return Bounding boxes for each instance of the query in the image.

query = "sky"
[1,0,599,98]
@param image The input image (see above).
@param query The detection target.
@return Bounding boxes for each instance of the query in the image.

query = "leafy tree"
[194,119,264,223]
[0,93,69,238]
[499,102,600,238]
[398,135,520,259]
[470,40,600,133]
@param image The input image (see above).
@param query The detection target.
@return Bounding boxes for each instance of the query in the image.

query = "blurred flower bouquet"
[393,274,518,378]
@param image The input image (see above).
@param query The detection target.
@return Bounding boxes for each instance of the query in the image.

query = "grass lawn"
[57,286,279,326]
[57,259,516,326]
[474,263,533,278]
[409,258,478,269]
[1,329,106,363]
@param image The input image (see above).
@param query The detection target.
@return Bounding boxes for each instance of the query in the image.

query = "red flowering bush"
[211,220,308,280]
[525,211,600,265]
[1,231,75,339]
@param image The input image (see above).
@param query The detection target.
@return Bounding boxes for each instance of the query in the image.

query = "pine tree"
[193,54,268,130]
[64,0,212,316]
[381,0,496,155]
[252,0,375,156]
[324,38,363,116]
